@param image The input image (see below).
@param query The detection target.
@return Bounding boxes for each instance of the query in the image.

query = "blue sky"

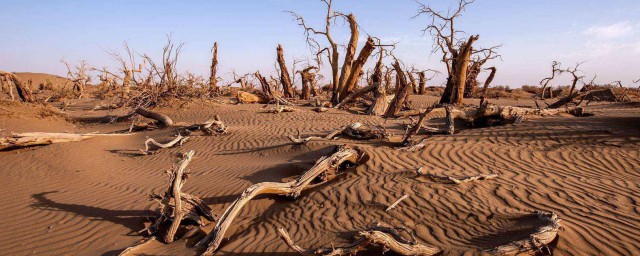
[1,0,639,87]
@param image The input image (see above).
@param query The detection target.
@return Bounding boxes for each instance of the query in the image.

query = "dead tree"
[209,42,219,96]
[540,61,562,99]
[289,2,376,104]
[384,60,411,118]
[298,66,317,100]
[108,42,143,100]
[197,145,366,254]
[61,59,91,99]
[367,51,389,115]
[416,0,495,106]
[145,151,218,243]
[0,71,34,102]
[566,61,586,95]
[478,67,497,106]
[277,44,296,98]
[464,48,499,98]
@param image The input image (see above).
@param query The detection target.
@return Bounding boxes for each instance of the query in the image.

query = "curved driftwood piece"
[181,115,228,135]
[145,150,218,243]
[288,123,388,145]
[0,132,131,151]
[386,194,409,212]
[141,134,189,155]
[198,145,365,254]
[135,107,174,127]
[485,212,561,255]
[117,237,157,256]
[278,222,441,256]
[416,167,498,184]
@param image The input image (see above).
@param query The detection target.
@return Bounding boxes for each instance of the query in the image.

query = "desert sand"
[0,95,638,256]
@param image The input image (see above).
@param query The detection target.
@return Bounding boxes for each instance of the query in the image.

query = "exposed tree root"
[197,145,367,254]
[416,167,498,184]
[485,212,561,255]
[0,132,131,151]
[144,151,218,243]
[278,222,441,256]
[179,115,228,136]
[288,123,388,145]
[141,134,189,155]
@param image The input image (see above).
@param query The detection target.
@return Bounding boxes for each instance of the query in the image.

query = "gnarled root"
[197,145,367,254]
[416,167,498,184]
[144,151,218,243]
[278,222,441,256]
[181,115,228,135]
[141,134,189,155]
[485,212,561,255]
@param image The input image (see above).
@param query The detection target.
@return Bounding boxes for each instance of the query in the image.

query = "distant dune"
[14,72,71,89]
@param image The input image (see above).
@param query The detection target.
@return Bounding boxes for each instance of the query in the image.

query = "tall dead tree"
[276,44,295,98]
[416,0,497,106]
[464,48,499,98]
[0,71,35,102]
[540,61,562,99]
[209,42,219,96]
[289,1,376,104]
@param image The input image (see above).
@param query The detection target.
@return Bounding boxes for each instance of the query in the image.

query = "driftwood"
[485,212,561,255]
[416,167,498,184]
[117,237,157,256]
[145,151,218,243]
[141,134,189,155]
[0,132,131,151]
[197,145,366,254]
[288,123,388,144]
[135,107,174,127]
[399,104,454,149]
[266,101,298,114]
[180,115,228,136]
[278,222,441,256]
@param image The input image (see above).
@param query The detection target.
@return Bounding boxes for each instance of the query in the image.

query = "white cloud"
[583,22,634,39]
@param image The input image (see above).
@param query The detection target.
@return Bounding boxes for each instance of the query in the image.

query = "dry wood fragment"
[145,150,217,243]
[416,167,498,184]
[117,237,157,256]
[386,194,409,212]
[278,222,440,256]
[266,101,298,114]
[197,145,366,254]
[141,134,189,155]
[485,212,561,255]
[288,123,387,144]
[135,107,174,127]
[0,132,131,151]
[181,115,228,135]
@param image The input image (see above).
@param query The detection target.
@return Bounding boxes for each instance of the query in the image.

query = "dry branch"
[135,107,174,127]
[485,212,561,255]
[386,194,409,212]
[288,123,387,144]
[416,167,497,184]
[198,145,366,254]
[278,222,441,256]
[141,134,189,155]
[145,151,218,243]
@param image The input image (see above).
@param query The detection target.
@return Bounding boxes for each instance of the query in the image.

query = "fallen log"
[0,132,131,151]
[485,211,561,255]
[278,222,441,256]
[144,150,218,243]
[135,107,173,127]
[416,167,498,184]
[197,145,366,254]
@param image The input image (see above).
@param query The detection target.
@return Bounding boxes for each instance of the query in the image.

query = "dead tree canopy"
[539,61,562,99]
[289,2,377,104]
[415,0,499,106]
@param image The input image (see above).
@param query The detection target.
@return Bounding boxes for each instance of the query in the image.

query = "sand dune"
[0,95,638,255]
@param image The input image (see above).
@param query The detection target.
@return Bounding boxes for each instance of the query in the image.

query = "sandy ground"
[0,95,638,256]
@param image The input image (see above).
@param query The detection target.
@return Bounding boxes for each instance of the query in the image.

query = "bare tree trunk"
[479,67,496,106]
[464,62,481,98]
[276,44,295,98]
[299,67,316,100]
[440,35,478,106]
[209,42,219,96]
[337,14,359,97]
[384,61,411,118]
[418,71,426,95]
[0,71,35,102]
[339,37,376,102]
